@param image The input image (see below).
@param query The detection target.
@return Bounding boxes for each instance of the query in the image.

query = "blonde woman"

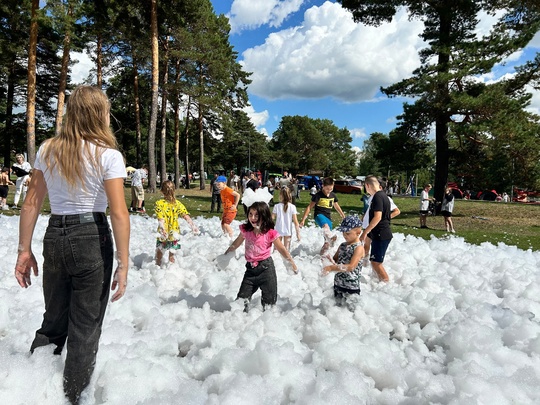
[14,86,130,404]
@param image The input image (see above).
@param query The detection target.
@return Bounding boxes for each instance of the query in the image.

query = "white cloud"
[228,0,305,33]
[243,104,270,136]
[474,10,505,39]
[529,31,540,48]
[349,127,367,139]
[241,2,424,102]
[526,85,540,116]
[70,51,93,84]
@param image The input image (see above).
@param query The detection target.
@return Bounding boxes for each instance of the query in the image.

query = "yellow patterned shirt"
[154,199,189,241]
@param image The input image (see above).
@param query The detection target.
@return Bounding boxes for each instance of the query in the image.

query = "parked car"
[333,179,363,194]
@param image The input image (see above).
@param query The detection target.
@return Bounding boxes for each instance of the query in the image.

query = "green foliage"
[339,0,540,202]
[271,115,356,176]
[0,0,61,163]
[216,109,269,173]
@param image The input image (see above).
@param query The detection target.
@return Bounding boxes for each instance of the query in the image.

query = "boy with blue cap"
[322,215,364,306]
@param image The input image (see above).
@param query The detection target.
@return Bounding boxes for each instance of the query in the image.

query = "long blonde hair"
[279,187,292,212]
[161,180,176,204]
[40,86,118,189]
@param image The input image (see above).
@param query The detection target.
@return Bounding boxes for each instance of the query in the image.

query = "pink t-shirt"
[240,225,279,266]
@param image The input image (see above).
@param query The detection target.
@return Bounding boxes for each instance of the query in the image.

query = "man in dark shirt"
[361,175,392,282]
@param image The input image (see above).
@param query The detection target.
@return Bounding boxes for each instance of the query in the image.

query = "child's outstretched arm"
[273,238,298,273]
[322,244,363,276]
[232,190,241,211]
[157,219,167,240]
[300,201,316,227]
[292,213,301,241]
[333,202,346,219]
[182,214,199,234]
[225,233,245,254]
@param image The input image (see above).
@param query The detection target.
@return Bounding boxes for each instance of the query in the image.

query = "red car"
[333,179,363,194]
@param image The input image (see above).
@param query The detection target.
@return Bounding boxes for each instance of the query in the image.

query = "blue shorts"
[314,214,333,229]
[370,239,391,263]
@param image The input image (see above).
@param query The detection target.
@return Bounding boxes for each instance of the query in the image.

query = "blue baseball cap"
[337,215,363,232]
[216,175,227,183]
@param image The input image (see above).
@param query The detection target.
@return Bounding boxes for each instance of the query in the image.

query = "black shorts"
[0,185,8,199]
[441,210,452,217]
[419,210,429,215]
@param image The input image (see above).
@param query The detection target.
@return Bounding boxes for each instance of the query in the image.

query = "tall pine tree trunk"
[174,100,180,189]
[198,103,205,190]
[173,60,181,189]
[433,9,452,209]
[159,40,169,186]
[132,53,142,167]
[25,0,39,165]
[183,97,191,189]
[147,0,159,193]
[55,4,73,135]
[96,33,103,88]
[4,61,16,166]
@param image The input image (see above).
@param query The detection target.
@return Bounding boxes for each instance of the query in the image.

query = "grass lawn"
[3,183,539,251]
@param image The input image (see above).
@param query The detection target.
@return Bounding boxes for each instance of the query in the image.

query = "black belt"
[49,212,107,227]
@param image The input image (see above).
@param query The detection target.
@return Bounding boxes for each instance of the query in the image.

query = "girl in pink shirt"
[225,202,297,310]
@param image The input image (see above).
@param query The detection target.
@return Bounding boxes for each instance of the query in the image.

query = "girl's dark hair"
[244,202,274,233]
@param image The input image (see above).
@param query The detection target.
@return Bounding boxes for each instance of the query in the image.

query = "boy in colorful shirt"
[300,177,345,254]
[216,175,240,238]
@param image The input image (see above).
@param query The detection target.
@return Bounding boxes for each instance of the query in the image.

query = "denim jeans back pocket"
[43,229,62,272]
[67,231,113,274]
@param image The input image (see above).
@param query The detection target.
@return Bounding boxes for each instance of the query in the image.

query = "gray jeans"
[237,257,277,309]
[30,214,113,404]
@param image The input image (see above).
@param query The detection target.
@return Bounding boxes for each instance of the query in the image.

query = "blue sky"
[208,0,540,151]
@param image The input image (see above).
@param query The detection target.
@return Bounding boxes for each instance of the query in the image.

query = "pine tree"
[339,0,540,203]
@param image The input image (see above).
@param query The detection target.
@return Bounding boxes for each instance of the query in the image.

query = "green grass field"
[2,184,539,251]
[138,186,540,251]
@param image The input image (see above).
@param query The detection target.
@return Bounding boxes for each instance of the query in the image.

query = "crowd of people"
[9,85,469,404]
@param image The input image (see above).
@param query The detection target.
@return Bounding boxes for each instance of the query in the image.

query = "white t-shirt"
[34,143,126,215]
[131,168,147,187]
[420,189,430,211]
[362,195,398,229]
[272,202,298,237]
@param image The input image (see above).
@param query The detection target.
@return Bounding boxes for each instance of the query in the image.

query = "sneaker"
[451,229,456,233]
[1,205,8,211]
[11,205,18,209]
